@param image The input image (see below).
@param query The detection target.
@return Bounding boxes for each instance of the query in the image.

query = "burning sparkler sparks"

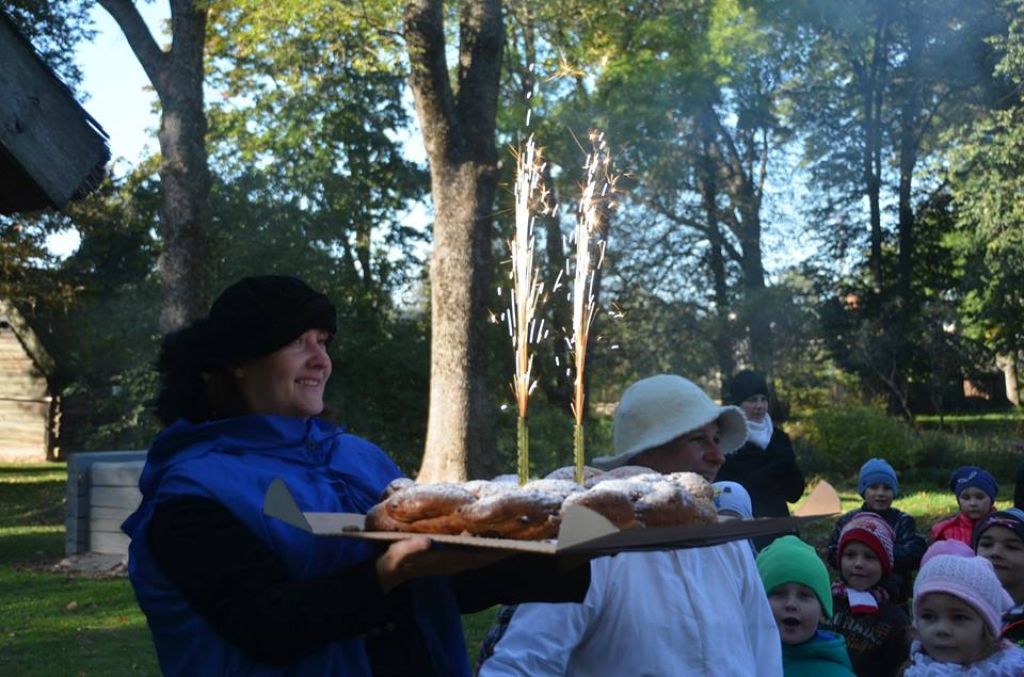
[568,131,615,483]
[508,135,547,485]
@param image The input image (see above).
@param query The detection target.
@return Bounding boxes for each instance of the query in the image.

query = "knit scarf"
[832,579,889,615]
[745,412,773,449]
[903,639,1024,676]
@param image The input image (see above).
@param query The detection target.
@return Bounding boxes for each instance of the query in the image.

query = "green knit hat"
[756,535,833,619]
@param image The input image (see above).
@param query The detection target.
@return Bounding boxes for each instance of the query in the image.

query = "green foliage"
[20,167,164,453]
[794,405,1024,490]
[946,1,1024,361]
[328,310,431,475]
[3,0,94,87]
[794,404,916,479]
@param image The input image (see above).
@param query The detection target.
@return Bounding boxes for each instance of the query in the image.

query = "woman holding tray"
[121,275,590,677]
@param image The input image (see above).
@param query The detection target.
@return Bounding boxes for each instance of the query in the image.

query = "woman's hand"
[375,537,512,593]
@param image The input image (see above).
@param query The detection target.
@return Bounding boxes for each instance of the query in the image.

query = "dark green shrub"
[793,406,1024,492]
[793,405,914,483]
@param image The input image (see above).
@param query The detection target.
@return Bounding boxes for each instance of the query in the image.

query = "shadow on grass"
[0,464,67,476]
[0,478,67,529]
[0,529,64,567]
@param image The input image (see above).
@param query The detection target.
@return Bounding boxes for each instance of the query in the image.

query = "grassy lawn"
[0,463,1016,674]
[0,464,158,676]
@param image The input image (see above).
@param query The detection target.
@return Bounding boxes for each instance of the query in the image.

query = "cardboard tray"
[264,478,841,556]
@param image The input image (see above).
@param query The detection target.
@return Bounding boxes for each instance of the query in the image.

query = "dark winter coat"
[716,427,805,519]
[824,595,911,677]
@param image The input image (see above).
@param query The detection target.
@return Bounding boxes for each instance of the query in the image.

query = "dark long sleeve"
[767,430,806,503]
[1015,460,1024,511]
[148,497,591,668]
[890,510,926,573]
[452,553,590,614]
[148,496,410,665]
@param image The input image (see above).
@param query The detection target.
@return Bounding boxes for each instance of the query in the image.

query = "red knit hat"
[838,513,895,574]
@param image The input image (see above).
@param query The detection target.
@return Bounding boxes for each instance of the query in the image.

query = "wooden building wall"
[0,322,52,462]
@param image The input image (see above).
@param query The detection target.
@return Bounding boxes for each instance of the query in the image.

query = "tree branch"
[404,0,457,162]
[455,0,503,153]
[97,0,166,86]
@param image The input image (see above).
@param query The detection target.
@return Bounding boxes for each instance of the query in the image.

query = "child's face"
[915,592,994,665]
[958,487,992,521]
[976,525,1024,593]
[840,541,883,590]
[767,582,822,645]
[863,483,894,512]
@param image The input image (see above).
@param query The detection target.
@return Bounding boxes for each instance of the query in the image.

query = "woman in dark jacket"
[716,371,805,547]
[122,275,589,677]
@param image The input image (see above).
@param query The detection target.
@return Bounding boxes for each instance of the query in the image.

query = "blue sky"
[46,2,167,256]
[77,2,165,166]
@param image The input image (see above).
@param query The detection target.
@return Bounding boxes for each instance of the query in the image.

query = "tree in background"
[404,0,504,481]
[203,1,433,469]
[775,0,1007,412]
[98,0,211,330]
[948,0,1024,406]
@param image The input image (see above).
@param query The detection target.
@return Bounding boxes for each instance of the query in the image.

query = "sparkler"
[568,132,613,485]
[508,135,547,485]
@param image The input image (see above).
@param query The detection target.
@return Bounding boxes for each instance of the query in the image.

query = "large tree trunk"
[896,25,921,312]
[405,0,503,481]
[998,354,1021,407]
[696,131,734,385]
[852,9,891,293]
[701,104,774,375]
[98,0,210,331]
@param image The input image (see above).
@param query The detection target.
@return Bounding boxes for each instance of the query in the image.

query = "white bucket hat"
[592,374,748,470]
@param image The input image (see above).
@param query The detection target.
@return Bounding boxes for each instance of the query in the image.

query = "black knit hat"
[724,370,769,405]
[155,276,336,424]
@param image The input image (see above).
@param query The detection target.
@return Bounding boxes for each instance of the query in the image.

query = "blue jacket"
[122,415,469,676]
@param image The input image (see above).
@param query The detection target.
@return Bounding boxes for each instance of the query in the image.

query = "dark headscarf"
[155,275,336,425]
[724,370,769,406]
[973,508,1024,550]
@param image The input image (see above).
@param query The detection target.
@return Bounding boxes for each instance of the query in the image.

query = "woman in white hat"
[479,374,783,676]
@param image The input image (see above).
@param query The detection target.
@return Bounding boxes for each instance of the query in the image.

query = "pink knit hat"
[920,539,974,567]
[838,513,895,574]
[913,554,1013,637]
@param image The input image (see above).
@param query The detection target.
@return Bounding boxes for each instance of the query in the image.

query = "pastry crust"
[366,467,718,539]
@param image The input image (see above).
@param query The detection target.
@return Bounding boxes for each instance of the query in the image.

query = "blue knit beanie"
[949,466,998,502]
[857,458,899,498]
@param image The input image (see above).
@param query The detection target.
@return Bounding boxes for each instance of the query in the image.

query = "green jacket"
[782,631,856,677]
